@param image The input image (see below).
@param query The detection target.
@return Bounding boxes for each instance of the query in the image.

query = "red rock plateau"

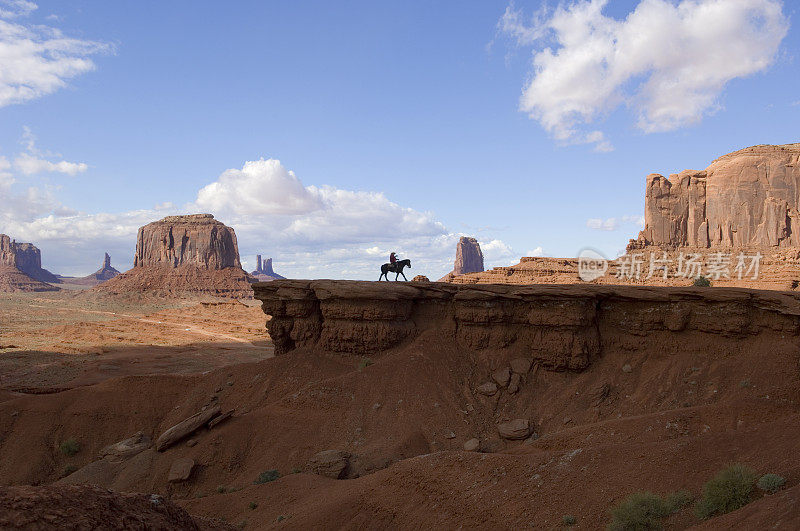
[438,236,484,282]
[0,234,59,292]
[2,279,799,528]
[452,143,800,290]
[249,254,285,282]
[96,214,256,298]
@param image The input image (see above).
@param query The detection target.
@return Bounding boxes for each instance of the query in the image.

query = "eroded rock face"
[634,143,800,249]
[254,280,800,377]
[133,214,241,270]
[0,234,59,283]
[454,237,484,275]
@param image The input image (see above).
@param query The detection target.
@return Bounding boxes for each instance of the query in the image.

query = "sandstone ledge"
[253,280,800,370]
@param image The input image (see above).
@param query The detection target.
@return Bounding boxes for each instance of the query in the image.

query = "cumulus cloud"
[0,2,112,107]
[499,0,788,148]
[526,246,544,257]
[586,215,644,231]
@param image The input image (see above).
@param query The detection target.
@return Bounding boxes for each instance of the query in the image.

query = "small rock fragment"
[444,431,456,439]
[498,419,532,440]
[155,406,221,451]
[492,367,511,387]
[208,409,234,429]
[508,373,521,394]
[463,438,480,451]
[168,457,195,483]
[510,358,532,375]
[476,382,498,396]
[185,439,197,447]
[98,431,151,461]
[622,364,632,373]
[305,450,350,479]
[563,417,572,424]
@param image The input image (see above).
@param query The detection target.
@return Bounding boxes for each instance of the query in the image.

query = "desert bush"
[739,379,751,388]
[757,473,785,494]
[291,467,302,474]
[692,275,711,287]
[59,439,80,456]
[357,357,373,370]
[62,464,78,477]
[694,464,757,519]
[608,490,691,530]
[216,485,227,493]
[254,469,280,484]
[248,501,258,510]
[562,514,576,526]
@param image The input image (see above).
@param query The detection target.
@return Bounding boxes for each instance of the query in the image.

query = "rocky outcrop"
[254,280,800,371]
[0,234,59,284]
[94,253,120,281]
[96,215,255,298]
[0,235,59,292]
[134,214,241,270]
[633,143,800,249]
[250,254,285,281]
[439,237,484,281]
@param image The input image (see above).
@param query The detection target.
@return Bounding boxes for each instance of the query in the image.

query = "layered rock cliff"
[133,214,241,270]
[253,280,800,373]
[633,143,800,249]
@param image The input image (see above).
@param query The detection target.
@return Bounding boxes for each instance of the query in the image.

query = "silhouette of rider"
[389,252,398,265]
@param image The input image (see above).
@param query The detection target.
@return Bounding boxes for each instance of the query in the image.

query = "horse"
[379,258,411,281]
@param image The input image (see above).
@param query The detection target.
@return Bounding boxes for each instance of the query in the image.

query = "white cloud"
[500,0,788,147]
[526,246,544,257]
[586,214,644,231]
[0,3,111,107]
[13,152,87,175]
[9,127,89,175]
[0,0,36,18]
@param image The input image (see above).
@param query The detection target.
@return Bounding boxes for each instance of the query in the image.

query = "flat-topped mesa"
[632,143,800,250]
[253,280,800,374]
[133,214,242,270]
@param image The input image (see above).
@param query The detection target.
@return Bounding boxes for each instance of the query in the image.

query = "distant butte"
[0,234,59,292]
[250,254,285,282]
[95,214,256,298]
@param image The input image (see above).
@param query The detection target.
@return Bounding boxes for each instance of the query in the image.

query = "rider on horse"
[390,252,398,264]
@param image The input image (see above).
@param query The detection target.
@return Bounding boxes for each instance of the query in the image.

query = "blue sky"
[0,0,798,278]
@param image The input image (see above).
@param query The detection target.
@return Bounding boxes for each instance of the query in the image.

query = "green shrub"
[692,276,711,287]
[254,469,280,484]
[59,439,80,456]
[291,467,302,474]
[356,357,373,370]
[608,490,691,530]
[757,473,785,494]
[739,379,751,388]
[694,464,757,519]
[248,501,258,510]
[62,464,78,477]
[562,514,577,526]
[216,485,227,493]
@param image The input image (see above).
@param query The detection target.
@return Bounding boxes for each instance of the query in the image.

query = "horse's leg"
[401,271,408,281]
